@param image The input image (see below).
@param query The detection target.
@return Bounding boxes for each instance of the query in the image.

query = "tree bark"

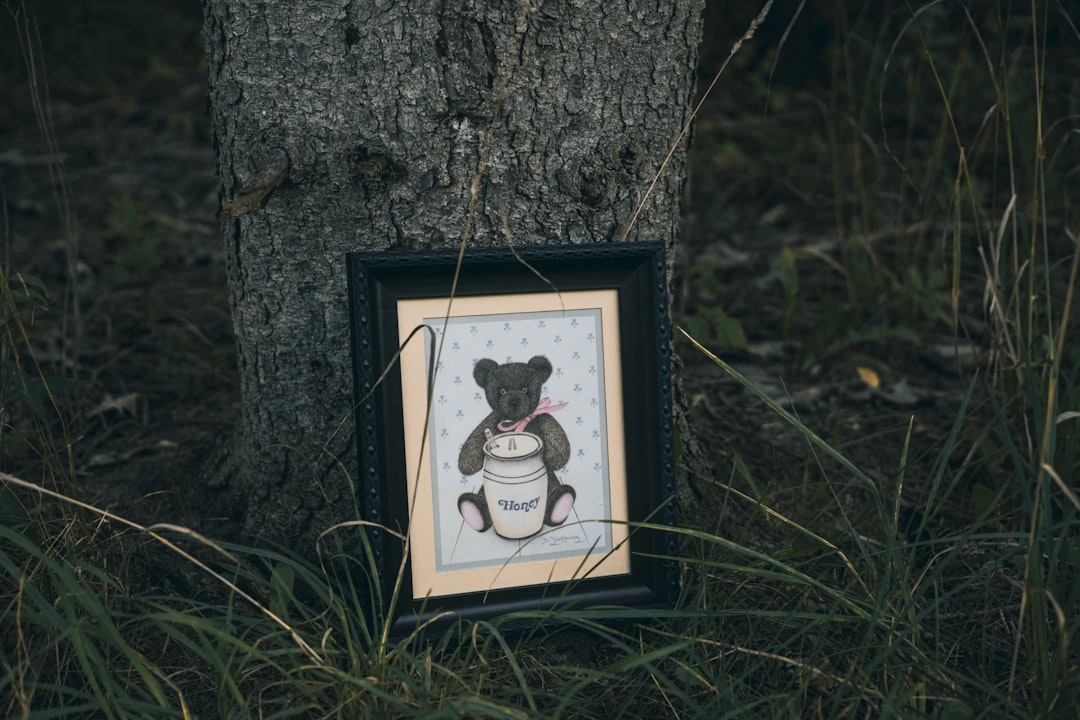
[201,0,704,550]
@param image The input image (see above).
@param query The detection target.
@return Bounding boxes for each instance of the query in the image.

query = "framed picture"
[347,243,678,637]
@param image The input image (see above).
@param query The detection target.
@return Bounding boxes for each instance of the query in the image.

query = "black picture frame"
[346,243,678,638]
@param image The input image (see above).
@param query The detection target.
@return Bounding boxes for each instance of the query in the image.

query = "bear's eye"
[521,387,528,393]
[499,389,506,395]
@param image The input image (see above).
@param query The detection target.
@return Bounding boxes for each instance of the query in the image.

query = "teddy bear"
[457,355,576,535]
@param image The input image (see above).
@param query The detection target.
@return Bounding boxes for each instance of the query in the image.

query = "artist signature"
[539,534,586,547]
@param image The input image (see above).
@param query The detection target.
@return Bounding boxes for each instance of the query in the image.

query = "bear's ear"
[527,355,553,383]
[473,358,499,386]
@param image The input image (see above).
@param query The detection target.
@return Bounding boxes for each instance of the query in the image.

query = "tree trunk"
[201,0,704,550]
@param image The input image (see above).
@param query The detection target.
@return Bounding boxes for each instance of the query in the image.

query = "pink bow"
[497,397,568,433]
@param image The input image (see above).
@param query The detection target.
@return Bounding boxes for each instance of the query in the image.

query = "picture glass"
[397,290,631,599]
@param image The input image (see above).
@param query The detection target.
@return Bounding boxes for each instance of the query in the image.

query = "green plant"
[895,3,1080,708]
[1,271,49,465]
[681,258,748,351]
[678,324,1077,718]
[99,192,165,287]
[770,246,798,343]
[0,270,78,480]
[0,520,190,718]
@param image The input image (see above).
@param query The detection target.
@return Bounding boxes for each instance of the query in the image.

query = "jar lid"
[484,431,542,460]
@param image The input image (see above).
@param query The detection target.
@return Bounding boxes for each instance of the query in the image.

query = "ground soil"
[1,12,978,591]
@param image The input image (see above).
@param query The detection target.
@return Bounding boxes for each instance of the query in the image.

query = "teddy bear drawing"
[457,355,576,535]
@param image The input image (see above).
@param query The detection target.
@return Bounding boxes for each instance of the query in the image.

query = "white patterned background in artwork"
[423,307,614,571]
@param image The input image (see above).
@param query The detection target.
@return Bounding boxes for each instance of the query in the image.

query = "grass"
[3,0,1079,717]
